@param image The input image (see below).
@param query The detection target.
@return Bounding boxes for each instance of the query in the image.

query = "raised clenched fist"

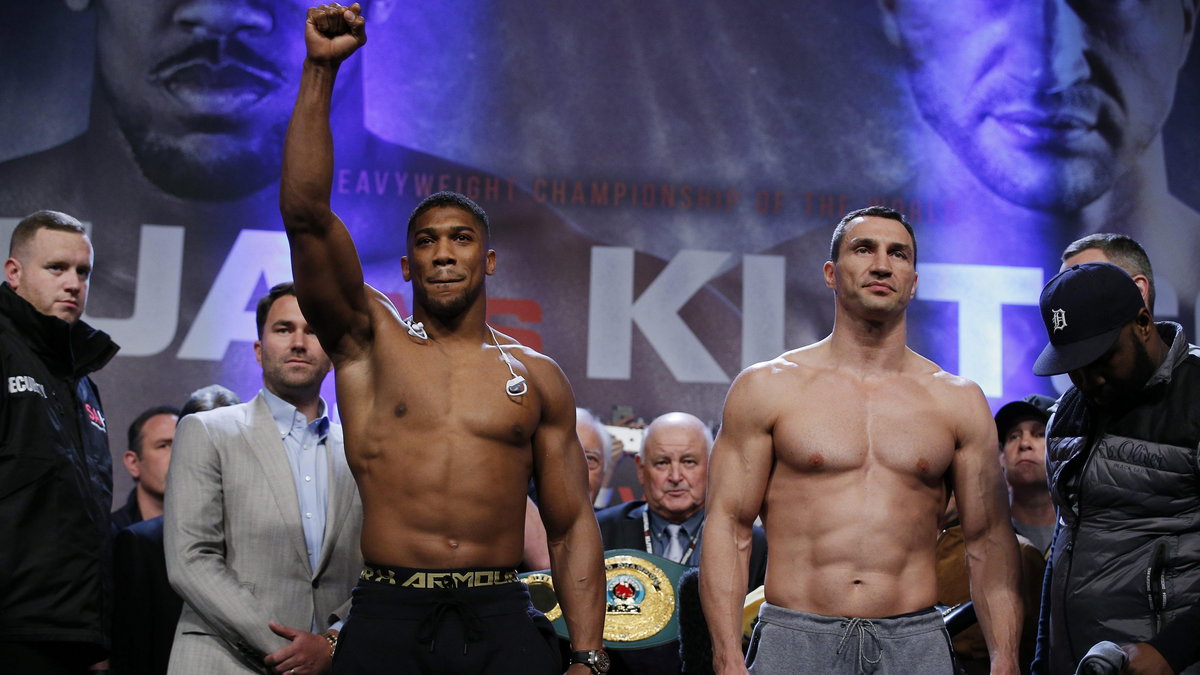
[305,3,367,65]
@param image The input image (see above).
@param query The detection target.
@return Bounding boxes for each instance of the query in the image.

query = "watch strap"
[569,649,610,673]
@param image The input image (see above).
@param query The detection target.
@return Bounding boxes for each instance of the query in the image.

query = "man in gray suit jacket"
[165,283,362,675]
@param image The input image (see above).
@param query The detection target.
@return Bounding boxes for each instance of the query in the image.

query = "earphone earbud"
[398,315,427,340]
[506,376,528,396]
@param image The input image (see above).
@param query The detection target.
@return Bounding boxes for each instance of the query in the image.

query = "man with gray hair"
[596,412,767,674]
[597,414,734,565]
[576,407,612,506]
[180,384,242,417]
[0,210,119,673]
[1061,233,1158,312]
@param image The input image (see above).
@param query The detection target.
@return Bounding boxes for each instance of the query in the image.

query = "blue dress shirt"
[262,388,330,574]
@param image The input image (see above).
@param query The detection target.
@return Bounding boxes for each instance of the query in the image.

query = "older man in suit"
[165,283,362,675]
[595,412,768,674]
[596,413,767,582]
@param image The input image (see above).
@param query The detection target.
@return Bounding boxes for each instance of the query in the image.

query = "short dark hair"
[180,384,242,417]
[255,282,296,339]
[829,206,916,264]
[127,405,182,456]
[406,191,490,239]
[10,210,87,258]
[1062,233,1155,311]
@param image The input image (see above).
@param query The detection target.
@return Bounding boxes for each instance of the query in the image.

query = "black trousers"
[334,571,561,675]
[7,641,102,675]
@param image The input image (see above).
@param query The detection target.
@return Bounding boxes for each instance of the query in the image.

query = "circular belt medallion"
[520,572,562,622]
[602,554,675,642]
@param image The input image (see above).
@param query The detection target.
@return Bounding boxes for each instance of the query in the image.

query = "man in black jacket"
[1032,262,1200,675]
[111,405,180,532]
[0,210,119,673]
[111,386,239,675]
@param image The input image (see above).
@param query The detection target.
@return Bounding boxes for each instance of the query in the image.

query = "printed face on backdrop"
[881,0,1198,213]
[91,0,377,200]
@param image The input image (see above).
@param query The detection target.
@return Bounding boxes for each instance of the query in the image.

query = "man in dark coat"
[0,210,119,673]
[596,412,767,674]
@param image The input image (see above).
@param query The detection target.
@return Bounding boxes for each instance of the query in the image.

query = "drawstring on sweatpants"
[836,617,882,672]
[416,593,485,655]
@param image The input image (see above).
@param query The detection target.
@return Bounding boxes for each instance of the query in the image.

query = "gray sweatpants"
[745,603,957,674]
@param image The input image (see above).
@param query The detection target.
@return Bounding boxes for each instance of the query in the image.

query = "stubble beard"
[107,86,288,201]
[954,132,1115,215]
[848,287,909,322]
[1087,336,1158,413]
[914,73,1120,215]
[421,285,479,323]
[266,360,326,400]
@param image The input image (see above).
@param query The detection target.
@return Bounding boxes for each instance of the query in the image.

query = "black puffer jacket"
[1037,323,1200,674]
[0,282,118,660]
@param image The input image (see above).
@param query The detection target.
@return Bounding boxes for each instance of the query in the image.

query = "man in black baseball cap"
[1033,262,1165,411]
[993,394,1056,554]
[1031,261,1200,675]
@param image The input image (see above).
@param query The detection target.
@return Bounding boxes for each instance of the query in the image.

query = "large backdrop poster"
[2,1,1198,498]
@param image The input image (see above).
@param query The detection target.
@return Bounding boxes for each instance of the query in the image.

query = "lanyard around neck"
[642,509,703,565]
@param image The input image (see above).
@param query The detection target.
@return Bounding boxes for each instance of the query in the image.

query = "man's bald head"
[640,412,713,459]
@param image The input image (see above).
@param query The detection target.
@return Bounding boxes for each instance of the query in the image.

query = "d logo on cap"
[1051,309,1067,333]
[1033,263,1144,377]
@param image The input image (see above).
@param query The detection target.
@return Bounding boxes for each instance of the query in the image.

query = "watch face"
[594,650,611,672]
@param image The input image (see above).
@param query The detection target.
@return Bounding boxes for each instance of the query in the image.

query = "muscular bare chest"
[339,331,542,460]
[772,370,956,482]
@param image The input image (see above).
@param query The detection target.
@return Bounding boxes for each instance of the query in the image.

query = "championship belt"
[519,548,689,649]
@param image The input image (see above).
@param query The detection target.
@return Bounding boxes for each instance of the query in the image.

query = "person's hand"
[305,3,367,65]
[263,621,334,675]
[1121,643,1173,675]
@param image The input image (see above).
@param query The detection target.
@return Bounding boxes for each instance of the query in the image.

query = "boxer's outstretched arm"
[281,3,372,362]
[953,380,1022,675]
[701,366,774,675]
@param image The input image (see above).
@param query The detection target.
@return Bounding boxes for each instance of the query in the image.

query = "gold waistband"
[360,566,519,589]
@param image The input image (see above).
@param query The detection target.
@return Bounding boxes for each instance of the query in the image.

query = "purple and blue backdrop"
[1,1,1197,499]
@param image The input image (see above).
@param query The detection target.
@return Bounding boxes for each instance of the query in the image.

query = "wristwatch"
[569,649,611,674]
